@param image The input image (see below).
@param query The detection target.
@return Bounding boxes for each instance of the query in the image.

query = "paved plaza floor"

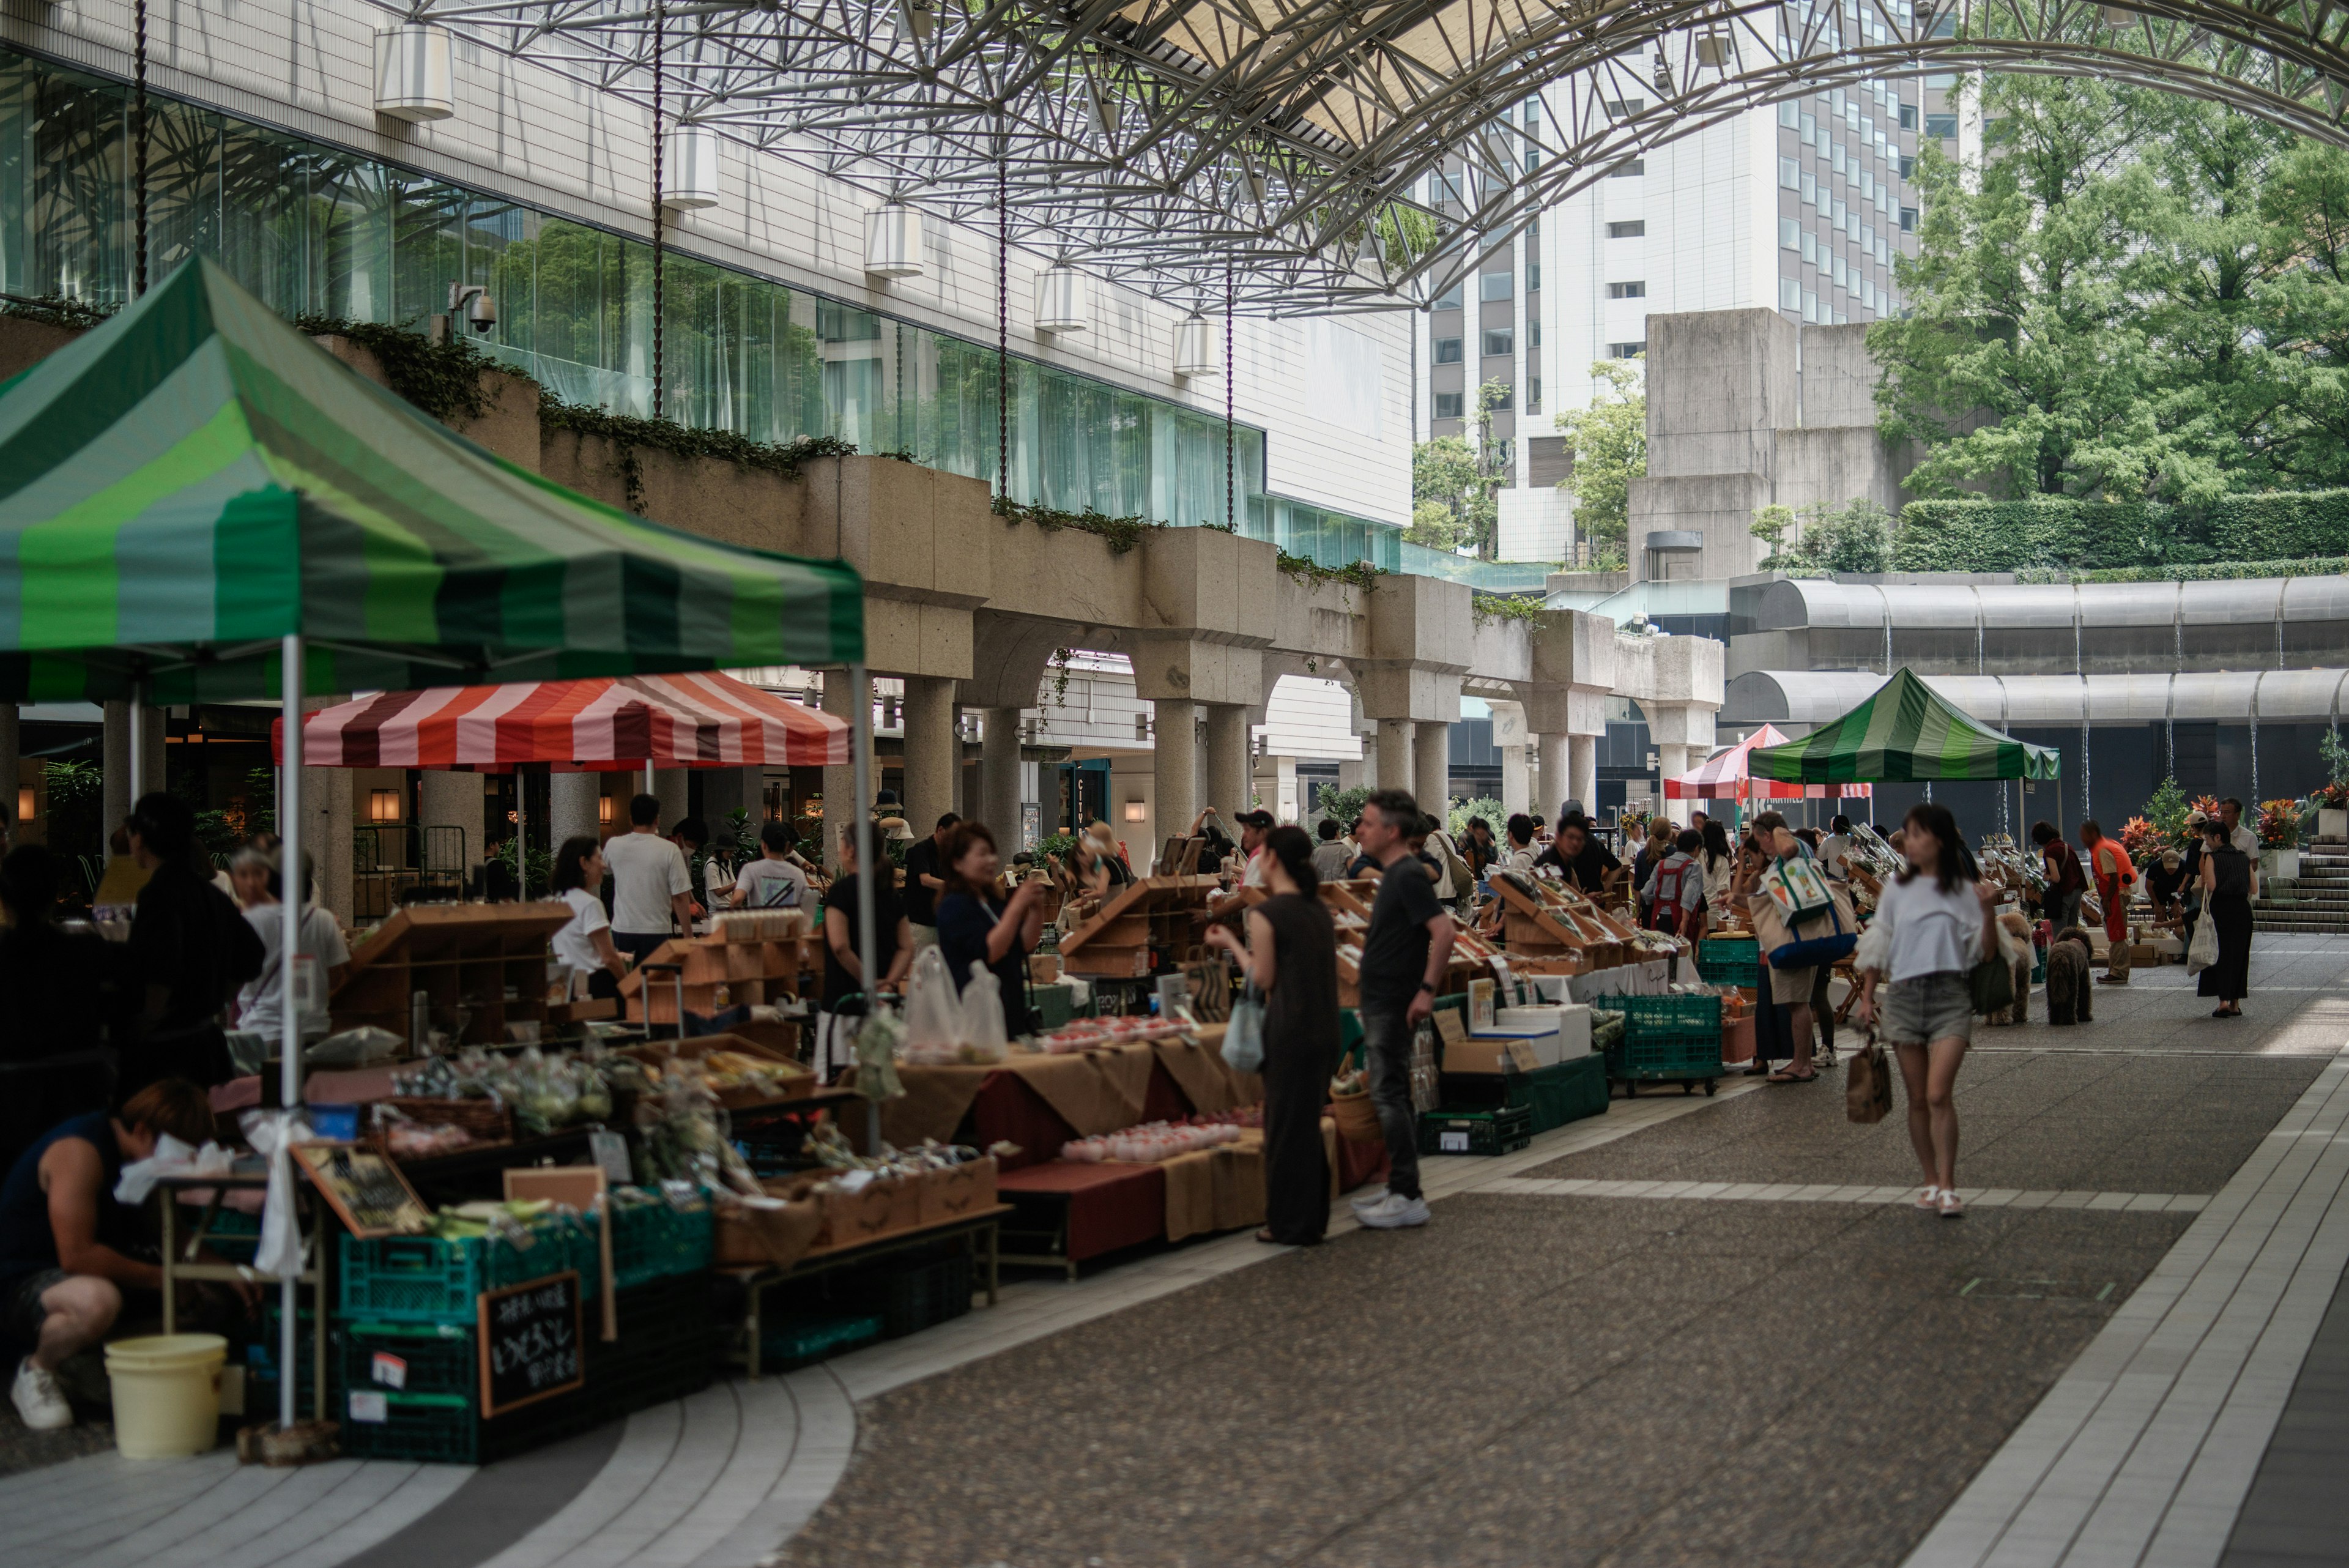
[6,937,2348,1567]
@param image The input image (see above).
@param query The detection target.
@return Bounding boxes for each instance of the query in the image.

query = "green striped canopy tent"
[0,256,863,702]
[1746,667,2060,783]
[0,257,873,1411]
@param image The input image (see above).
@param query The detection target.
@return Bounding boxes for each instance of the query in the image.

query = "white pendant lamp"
[373,25,454,123]
[1036,259,1088,333]
[1173,313,1218,378]
[663,125,721,209]
[864,203,924,278]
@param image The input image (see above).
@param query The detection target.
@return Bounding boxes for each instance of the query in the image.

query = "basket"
[374,1096,514,1145]
[607,1192,714,1288]
[1328,1089,1383,1143]
[339,1220,600,1324]
[1417,1105,1534,1157]
[1695,937,1760,989]
[1593,993,1723,1081]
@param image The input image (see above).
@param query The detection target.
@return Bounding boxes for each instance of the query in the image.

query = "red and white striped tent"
[274,672,848,768]
[1664,724,1873,803]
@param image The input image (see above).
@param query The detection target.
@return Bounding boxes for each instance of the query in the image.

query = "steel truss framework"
[369,0,2349,313]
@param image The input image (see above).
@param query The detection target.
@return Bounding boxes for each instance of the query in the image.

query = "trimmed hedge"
[1893,491,2349,573]
[2018,557,2349,584]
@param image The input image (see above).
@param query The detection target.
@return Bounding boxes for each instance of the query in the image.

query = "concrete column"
[821,673,857,863]
[102,701,130,837]
[0,705,17,843]
[418,770,486,873]
[1657,743,1691,812]
[699,767,758,841]
[299,722,355,926]
[655,767,690,830]
[900,676,957,836]
[979,705,1025,845]
[1375,719,1414,797]
[1567,734,1597,816]
[1152,699,1197,843]
[548,771,602,853]
[1203,703,1250,817]
[1501,744,1529,819]
[1413,721,1449,819]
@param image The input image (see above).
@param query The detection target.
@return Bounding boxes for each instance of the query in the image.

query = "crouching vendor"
[1,1079,220,1431]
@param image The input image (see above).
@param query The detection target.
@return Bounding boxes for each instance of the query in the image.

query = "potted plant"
[2317,733,2349,841]
[2258,798,2303,879]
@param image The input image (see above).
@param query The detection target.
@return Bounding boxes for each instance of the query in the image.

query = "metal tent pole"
[848,663,880,1151]
[278,634,303,1433]
[515,771,528,901]
[127,683,146,802]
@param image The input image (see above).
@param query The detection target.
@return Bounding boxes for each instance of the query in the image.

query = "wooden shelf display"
[330,904,579,1049]
[1055,875,1222,978]
[1485,873,1642,974]
[616,933,824,1025]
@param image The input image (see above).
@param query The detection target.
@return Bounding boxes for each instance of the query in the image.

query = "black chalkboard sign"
[477,1271,584,1417]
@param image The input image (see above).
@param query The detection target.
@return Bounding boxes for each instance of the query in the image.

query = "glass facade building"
[0,47,1401,568]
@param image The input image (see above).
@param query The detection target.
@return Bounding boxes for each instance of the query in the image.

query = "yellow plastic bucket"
[104,1334,227,1458]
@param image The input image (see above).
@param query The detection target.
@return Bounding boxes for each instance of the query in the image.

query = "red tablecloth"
[998,1160,1167,1261]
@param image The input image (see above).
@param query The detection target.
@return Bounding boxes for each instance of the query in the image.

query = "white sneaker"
[12,1358,71,1431]
[1348,1186,1390,1211]
[1357,1193,1431,1229]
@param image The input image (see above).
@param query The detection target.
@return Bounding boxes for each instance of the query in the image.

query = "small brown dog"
[2046,926,2095,1025]
[1983,911,2036,1025]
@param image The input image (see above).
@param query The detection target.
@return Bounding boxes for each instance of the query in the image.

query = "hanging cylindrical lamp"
[1173,313,1218,378]
[662,124,721,209]
[373,25,455,122]
[1035,258,1088,333]
[864,203,924,277]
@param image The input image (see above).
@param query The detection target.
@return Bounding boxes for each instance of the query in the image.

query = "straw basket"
[1329,1087,1383,1143]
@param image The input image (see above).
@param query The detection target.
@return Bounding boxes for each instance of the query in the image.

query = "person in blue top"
[932,822,1044,1039]
[2,1079,220,1431]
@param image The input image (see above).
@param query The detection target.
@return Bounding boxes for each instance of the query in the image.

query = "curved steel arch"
[374,0,2349,312]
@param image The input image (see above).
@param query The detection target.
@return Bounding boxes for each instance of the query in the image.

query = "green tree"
[2143,776,2191,845]
[1409,436,1482,552]
[1751,503,1797,569]
[1552,359,1644,568]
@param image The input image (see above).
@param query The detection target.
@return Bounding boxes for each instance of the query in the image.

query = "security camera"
[448,282,495,335]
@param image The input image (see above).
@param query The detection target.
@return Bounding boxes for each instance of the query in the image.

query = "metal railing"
[353,827,469,920]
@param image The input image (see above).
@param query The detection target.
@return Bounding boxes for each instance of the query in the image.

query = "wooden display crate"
[617,932,818,1024]
[1055,875,1220,979]
[331,904,578,1049]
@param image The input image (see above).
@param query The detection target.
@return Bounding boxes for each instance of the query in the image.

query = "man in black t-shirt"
[1352,789,1456,1232]
[1535,816,1622,893]
[900,812,957,955]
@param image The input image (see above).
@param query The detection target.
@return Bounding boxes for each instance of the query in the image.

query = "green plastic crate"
[1593,993,1724,1082]
[340,1219,601,1324]
[1417,1104,1535,1157]
[762,1315,883,1370]
[1695,937,1760,988]
[339,1320,477,1401]
[337,1386,586,1465]
[607,1192,714,1288]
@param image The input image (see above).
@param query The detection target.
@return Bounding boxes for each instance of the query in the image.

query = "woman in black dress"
[1205,825,1338,1245]
[2197,819,2257,1017]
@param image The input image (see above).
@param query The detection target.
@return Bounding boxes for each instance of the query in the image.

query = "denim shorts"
[2,1268,67,1342]
[1880,972,1974,1046]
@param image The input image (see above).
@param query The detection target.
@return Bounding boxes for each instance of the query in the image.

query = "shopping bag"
[1845,1032,1893,1124]
[2186,909,2219,975]
[1768,882,1858,970]
[901,945,967,1052]
[1759,853,1837,927]
[1968,953,2014,1016]
[1222,981,1266,1073]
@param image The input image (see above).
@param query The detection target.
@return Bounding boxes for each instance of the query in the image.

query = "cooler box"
[1469,1018,1560,1068]
[1497,1005,1592,1063]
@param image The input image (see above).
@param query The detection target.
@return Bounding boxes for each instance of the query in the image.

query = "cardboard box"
[917,1157,999,1226]
[1444,1036,1541,1074]
[1495,1006,1592,1065]
[820,1173,918,1249]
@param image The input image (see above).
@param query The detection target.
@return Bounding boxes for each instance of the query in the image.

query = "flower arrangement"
[2189,793,2223,822]
[2118,816,2162,864]
[2258,798,2301,849]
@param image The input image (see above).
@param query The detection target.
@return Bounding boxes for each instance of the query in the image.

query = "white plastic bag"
[2186,910,2219,975]
[961,961,1012,1061]
[240,1110,316,1281]
[902,945,967,1052]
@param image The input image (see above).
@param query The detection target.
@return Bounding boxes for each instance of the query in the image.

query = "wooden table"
[724,1205,1011,1378]
[155,1170,332,1423]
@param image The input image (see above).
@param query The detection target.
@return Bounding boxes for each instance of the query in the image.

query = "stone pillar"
[418,770,486,877]
[900,676,957,836]
[1413,721,1449,819]
[979,705,1025,845]
[1152,699,1198,842]
[0,705,16,843]
[1657,743,1691,812]
[548,771,602,853]
[298,704,355,924]
[1501,743,1529,819]
[1568,734,1597,817]
[1535,733,1569,819]
[1375,719,1414,797]
[699,767,758,842]
[1203,703,1251,817]
[821,673,857,864]
[655,768,690,831]
[102,701,131,837]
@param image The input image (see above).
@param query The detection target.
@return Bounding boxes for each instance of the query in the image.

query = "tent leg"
[127,684,145,802]
[849,663,880,1153]
[278,634,303,1435]
[515,773,528,901]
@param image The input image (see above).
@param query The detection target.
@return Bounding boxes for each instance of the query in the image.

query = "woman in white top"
[1698,819,1737,929]
[1853,803,2000,1218]
[551,836,628,999]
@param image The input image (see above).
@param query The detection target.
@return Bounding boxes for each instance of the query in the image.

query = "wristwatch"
[1416,981,1434,994]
